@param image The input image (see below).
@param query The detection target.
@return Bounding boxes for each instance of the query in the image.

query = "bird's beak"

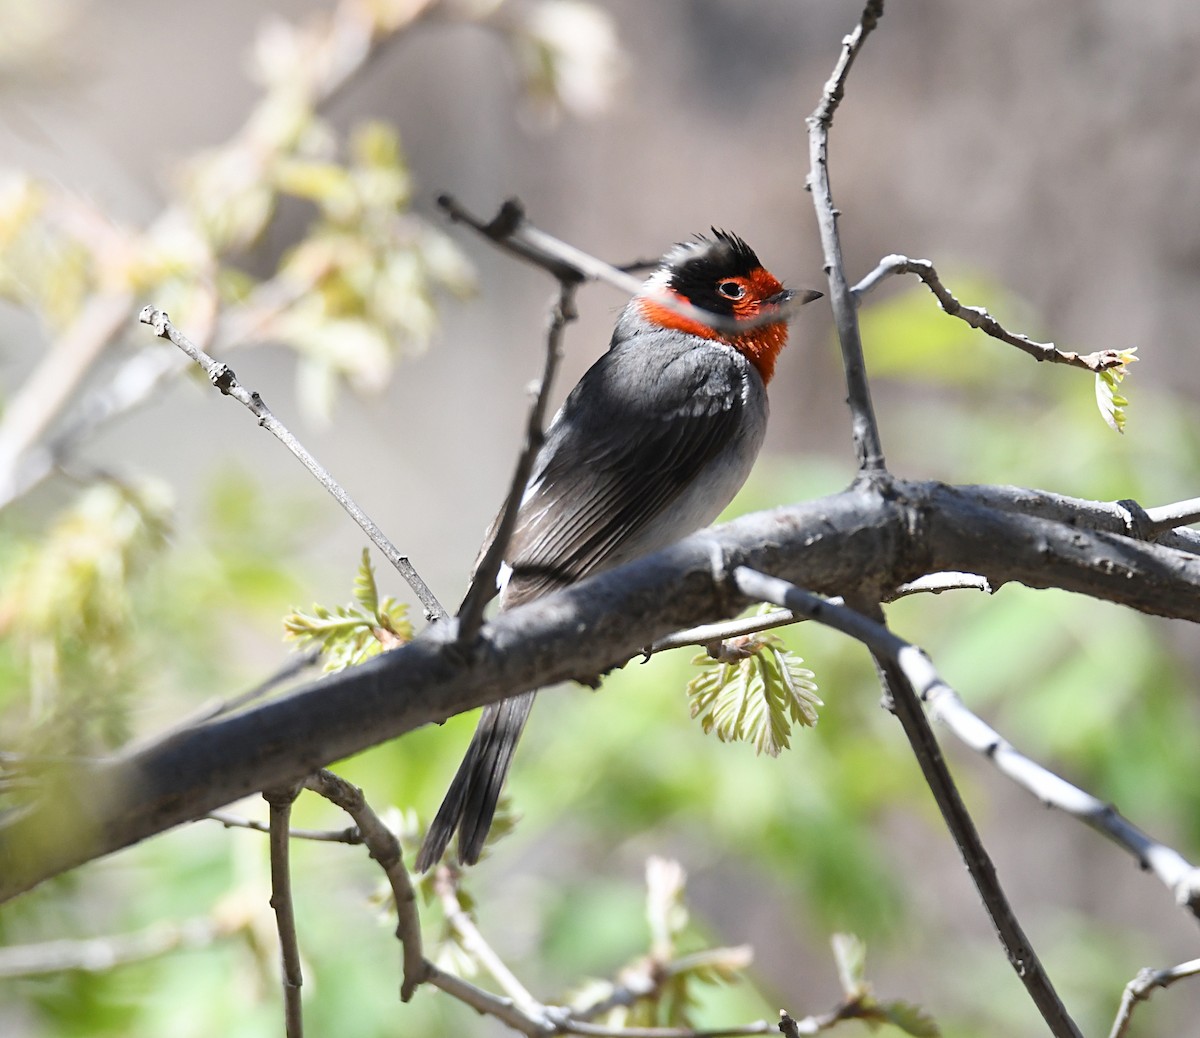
[764,287,822,313]
[767,287,822,307]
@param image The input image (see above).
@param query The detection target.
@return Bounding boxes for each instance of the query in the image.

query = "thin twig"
[302,769,427,1001]
[570,946,753,1024]
[647,572,991,657]
[0,918,231,978]
[731,567,1083,1038]
[265,784,305,1038]
[1108,958,1200,1038]
[806,0,887,473]
[648,610,801,655]
[206,810,363,844]
[562,1020,775,1038]
[457,280,578,641]
[422,961,552,1036]
[851,255,1135,373]
[425,863,807,1038]
[138,306,447,622]
[1145,495,1200,535]
[437,195,816,336]
[433,864,541,1015]
[0,0,422,514]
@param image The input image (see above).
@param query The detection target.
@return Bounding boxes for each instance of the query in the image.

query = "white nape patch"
[643,265,673,292]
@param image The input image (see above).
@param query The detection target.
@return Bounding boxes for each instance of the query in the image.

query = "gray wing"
[502,333,761,607]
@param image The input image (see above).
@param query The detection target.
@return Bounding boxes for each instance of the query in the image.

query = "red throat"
[636,269,790,384]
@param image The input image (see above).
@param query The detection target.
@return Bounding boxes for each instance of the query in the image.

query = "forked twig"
[852,254,1135,374]
[732,566,1083,1038]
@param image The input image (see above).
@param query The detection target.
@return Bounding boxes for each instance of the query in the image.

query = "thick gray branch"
[1,478,1197,902]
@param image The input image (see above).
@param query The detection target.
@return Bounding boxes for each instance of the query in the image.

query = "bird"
[415,230,820,872]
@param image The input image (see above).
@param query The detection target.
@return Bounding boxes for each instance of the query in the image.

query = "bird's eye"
[717,280,746,300]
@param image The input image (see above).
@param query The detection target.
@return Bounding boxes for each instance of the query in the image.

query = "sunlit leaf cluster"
[686,612,821,757]
[0,481,171,753]
[1095,348,1137,434]
[283,549,412,672]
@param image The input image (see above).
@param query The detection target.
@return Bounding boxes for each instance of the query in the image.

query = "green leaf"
[686,627,820,756]
[283,553,411,672]
[354,548,379,614]
[1095,348,1137,433]
[832,932,867,997]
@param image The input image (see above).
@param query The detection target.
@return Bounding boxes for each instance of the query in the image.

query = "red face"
[637,249,792,383]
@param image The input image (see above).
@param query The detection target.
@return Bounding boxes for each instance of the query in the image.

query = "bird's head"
[635,230,821,383]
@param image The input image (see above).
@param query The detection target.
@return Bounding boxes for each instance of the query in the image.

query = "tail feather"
[415,690,537,871]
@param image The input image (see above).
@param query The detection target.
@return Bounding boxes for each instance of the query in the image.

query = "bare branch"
[427,862,779,1038]
[851,255,1135,373]
[562,1018,774,1038]
[958,484,1200,555]
[1145,495,1200,535]
[569,945,755,1027]
[421,961,552,1036]
[650,572,990,658]
[0,291,137,501]
[433,864,542,1016]
[138,306,447,622]
[302,769,427,1001]
[206,810,363,844]
[892,571,993,597]
[732,567,1082,1038]
[0,0,430,513]
[122,649,321,757]
[5,478,1200,901]
[0,917,230,978]
[1108,958,1200,1038]
[437,196,818,336]
[457,280,578,641]
[264,785,305,1038]
[649,610,801,656]
[806,0,888,472]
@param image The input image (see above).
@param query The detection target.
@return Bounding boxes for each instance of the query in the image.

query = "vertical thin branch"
[868,652,1081,1038]
[456,280,579,642]
[731,569,1083,1038]
[265,784,305,1038]
[805,0,887,472]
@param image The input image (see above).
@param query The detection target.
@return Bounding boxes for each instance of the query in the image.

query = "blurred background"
[1,0,1199,1035]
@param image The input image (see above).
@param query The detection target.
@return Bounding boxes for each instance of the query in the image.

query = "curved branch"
[851,255,1134,374]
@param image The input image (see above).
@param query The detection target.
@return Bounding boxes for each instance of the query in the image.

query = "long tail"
[415,690,537,871]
